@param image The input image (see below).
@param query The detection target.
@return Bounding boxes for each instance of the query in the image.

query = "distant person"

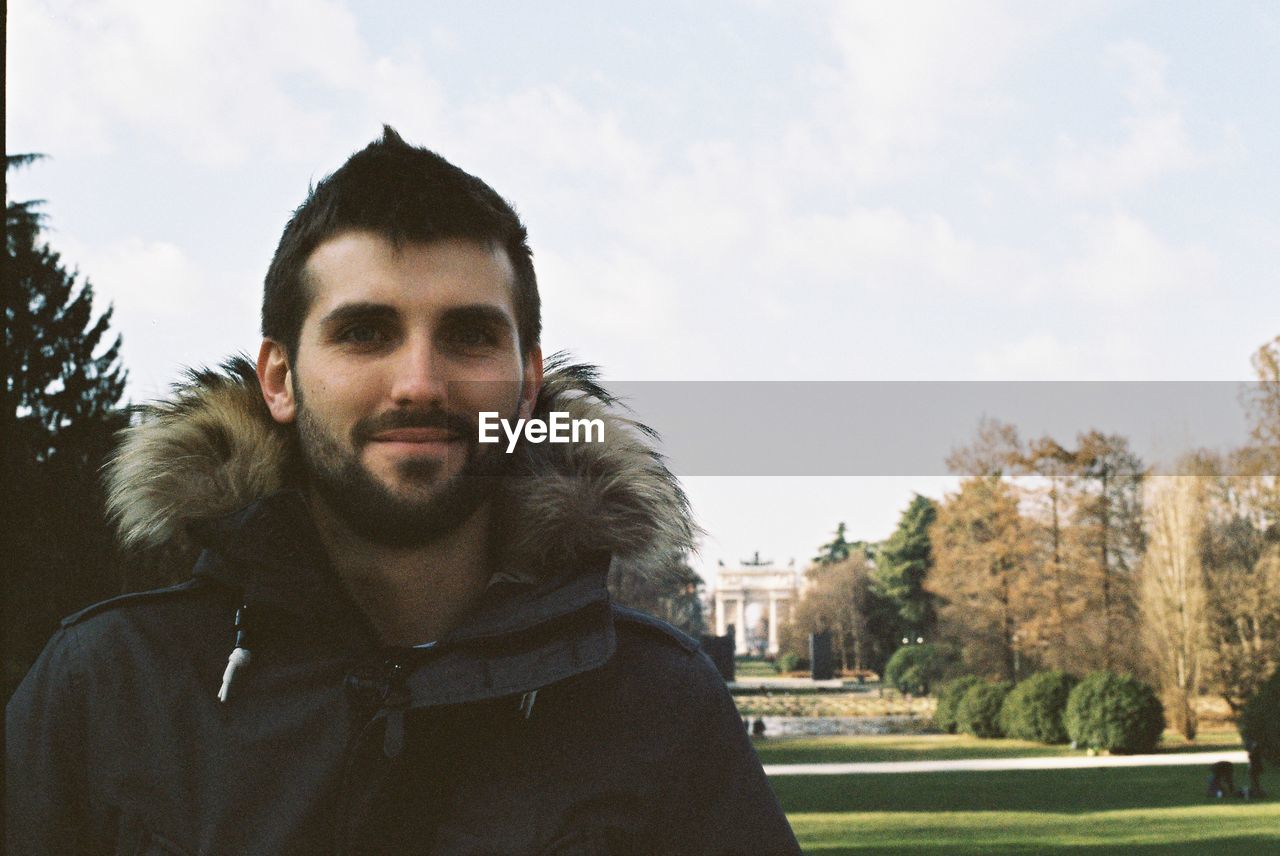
[7,128,800,853]
[1207,760,1240,798]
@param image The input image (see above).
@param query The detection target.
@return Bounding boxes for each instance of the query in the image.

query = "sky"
[9,1,1280,588]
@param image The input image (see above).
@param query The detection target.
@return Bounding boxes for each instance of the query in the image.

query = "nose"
[388,337,448,408]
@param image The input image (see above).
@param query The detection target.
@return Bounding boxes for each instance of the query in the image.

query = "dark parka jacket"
[6,358,799,855]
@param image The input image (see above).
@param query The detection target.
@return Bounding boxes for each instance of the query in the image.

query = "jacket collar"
[189,486,616,630]
[106,353,697,589]
[189,489,359,625]
[190,488,619,706]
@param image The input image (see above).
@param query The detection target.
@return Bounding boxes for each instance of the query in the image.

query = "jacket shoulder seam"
[60,579,206,628]
[611,605,700,654]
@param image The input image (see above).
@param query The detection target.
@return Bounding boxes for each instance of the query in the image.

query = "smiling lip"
[369,428,461,444]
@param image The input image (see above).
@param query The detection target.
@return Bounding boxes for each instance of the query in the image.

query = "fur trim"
[107,359,290,555]
[105,353,697,580]
[494,356,697,578]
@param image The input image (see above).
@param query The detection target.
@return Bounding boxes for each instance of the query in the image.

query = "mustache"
[353,409,476,443]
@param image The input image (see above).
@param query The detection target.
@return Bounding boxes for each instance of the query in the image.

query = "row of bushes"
[934,671,1167,754]
[883,642,1280,760]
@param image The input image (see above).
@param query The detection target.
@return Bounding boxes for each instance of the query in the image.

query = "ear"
[257,339,297,424]
[518,346,544,420]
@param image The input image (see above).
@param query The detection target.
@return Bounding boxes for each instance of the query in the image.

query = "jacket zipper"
[333,650,413,855]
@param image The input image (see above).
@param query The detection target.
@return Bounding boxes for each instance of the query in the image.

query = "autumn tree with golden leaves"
[929,475,1039,681]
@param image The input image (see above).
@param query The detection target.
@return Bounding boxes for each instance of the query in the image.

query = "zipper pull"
[217,606,252,703]
[518,689,538,720]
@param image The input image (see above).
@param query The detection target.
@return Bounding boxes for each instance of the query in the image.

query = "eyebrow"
[438,305,515,331]
[318,302,399,331]
[317,302,515,332]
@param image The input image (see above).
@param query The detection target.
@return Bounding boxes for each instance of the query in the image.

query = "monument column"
[736,598,746,655]
[768,596,779,655]
[715,593,725,637]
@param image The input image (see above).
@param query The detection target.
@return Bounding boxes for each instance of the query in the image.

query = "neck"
[308,493,494,647]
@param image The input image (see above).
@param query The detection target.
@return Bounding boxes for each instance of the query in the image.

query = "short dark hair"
[262,126,540,359]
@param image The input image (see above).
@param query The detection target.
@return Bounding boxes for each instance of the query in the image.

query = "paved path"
[728,678,848,690]
[763,750,1248,776]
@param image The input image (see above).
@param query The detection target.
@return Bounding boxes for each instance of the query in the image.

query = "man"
[6,127,798,854]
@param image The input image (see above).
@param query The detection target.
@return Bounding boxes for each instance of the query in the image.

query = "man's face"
[265,231,540,546]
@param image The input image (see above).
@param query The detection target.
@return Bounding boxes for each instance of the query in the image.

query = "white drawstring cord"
[217,647,252,703]
[217,605,252,703]
[518,689,538,719]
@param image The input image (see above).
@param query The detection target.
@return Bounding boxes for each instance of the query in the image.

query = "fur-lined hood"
[105,354,696,582]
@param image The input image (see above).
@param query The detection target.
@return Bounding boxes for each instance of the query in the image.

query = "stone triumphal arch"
[712,552,799,656]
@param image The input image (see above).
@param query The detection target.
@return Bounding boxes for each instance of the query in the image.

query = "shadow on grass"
[1051,839,1278,854]
[772,766,1274,814]
[805,836,1280,855]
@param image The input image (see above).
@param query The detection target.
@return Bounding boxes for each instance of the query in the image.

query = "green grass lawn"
[735,659,778,678]
[756,733,1072,765]
[734,690,934,718]
[754,729,1243,766]
[750,717,1268,850]
[773,765,1280,854]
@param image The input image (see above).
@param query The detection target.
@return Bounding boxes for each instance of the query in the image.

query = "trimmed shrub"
[1064,671,1165,754]
[884,644,954,696]
[774,652,801,674]
[1239,668,1280,764]
[956,681,1013,739]
[934,675,983,734]
[1000,671,1079,744]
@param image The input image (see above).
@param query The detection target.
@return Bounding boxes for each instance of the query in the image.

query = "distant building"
[711,552,800,656]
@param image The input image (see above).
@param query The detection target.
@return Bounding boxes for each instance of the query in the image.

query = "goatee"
[295,400,512,548]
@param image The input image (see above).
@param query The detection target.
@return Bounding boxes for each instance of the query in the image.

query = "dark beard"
[295,399,513,548]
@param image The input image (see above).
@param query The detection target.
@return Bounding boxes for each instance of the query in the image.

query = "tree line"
[784,337,1280,739]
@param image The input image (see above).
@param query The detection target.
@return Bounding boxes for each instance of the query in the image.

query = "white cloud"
[757,206,1039,302]
[360,54,448,139]
[7,2,1255,394]
[536,245,679,357]
[72,237,259,397]
[976,333,1082,379]
[458,88,652,179]
[9,3,113,154]
[973,329,1164,381]
[1059,211,1216,305]
[1054,40,1207,197]
[88,238,207,316]
[815,2,1086,181]
[11,0,369,166]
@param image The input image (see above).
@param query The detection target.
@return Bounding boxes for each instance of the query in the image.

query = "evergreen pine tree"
[6,155,127,466]
[814,522,854,565]
[873,494,939,639]
[4,155,129,700]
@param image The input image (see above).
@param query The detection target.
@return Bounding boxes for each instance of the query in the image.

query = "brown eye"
[447,325,498,350]
[339,324,386,345]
